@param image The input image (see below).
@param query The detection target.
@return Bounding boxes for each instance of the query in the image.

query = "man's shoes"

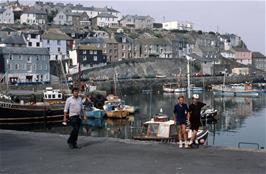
[73,144,80,149]
[68,143,74,149]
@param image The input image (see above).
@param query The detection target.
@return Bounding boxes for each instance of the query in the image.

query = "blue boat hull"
[84,109,104,119]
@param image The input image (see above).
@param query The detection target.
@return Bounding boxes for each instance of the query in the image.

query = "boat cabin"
[43,87,63,103]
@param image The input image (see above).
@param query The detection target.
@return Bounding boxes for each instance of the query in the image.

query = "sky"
[21,0,266,54]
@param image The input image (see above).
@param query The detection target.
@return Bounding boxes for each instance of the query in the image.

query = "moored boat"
[103,95,134,118]
[133,114,208,144]
[212,84,260,97]
[0,87,65,125]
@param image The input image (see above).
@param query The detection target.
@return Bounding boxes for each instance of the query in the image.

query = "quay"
[1,129,265,174]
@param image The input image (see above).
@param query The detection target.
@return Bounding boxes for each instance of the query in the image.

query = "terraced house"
[0,7,14,24]
[20,8,47,25]
[0,47,50,84]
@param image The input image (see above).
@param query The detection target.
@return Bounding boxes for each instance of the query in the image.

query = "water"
[3,91,266,149]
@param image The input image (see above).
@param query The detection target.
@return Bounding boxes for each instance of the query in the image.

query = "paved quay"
[1,129,265,174]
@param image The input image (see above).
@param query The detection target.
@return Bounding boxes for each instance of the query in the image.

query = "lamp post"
[186,55,194,99]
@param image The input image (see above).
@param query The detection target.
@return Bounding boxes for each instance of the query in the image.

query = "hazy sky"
[22,0,266,54]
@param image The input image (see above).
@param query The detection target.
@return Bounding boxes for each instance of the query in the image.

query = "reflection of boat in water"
[133,114,208,144]
[212,84,260,97]
[0,87,65,125]
[83,118,104,128]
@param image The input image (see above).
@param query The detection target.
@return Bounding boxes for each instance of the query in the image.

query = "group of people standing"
[63,87,206,150]
[173,94,206,148]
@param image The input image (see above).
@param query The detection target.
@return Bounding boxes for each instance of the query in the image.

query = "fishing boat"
[212,83,260,97]
[133,114,208,144]
[0,87,65,125]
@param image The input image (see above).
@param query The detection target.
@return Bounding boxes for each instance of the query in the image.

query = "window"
[27,64,32,71]
[94,51,97,54]
[33,64,37,70]
[47,40,50,44]
[28,42,32,46]
[93,56,97,61]
[58,47,61,52]
[39,64,42,70]
[36,42,40,47]
[83,56,87,61]
[27,57,31,62]
[57,40,61,45]
[55,55,58,60]
[44,64,48,70]
[8,64,12,70]
[83,50,86,54]
[90,50,93,54]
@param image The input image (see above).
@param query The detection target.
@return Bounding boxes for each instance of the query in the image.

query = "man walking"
[173,95,189,148]
[187,94,206,147]
[63,87,83,149]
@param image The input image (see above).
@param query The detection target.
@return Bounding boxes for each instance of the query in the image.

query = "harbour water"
[4,91,266,149]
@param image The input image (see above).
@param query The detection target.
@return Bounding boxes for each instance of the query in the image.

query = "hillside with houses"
[0,0,265,85]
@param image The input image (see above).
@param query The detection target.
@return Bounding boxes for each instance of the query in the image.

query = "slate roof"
[1,47,49,55]
[233,47,250,52]
[23,8,46,15]
[42,28,72,40]
[73,6,119,13]
[252,52,265,58]
[2,35,26,45]
[114,33,133,43]
[0,27,16,32]
[93,13,117,18]
[79,37,105,44]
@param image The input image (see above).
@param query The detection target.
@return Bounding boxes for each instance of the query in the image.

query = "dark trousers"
[67,116,81,146]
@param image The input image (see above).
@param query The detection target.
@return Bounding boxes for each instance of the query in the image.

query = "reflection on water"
[3,91,266,148]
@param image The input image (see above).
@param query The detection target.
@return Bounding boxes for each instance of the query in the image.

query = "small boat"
[84,107,105,119]
[103,95,134,118]
[212,84,260,97]
[133,114,208,144]
[0,87,65,125]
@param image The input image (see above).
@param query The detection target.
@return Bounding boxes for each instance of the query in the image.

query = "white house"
[119,15,154,29]
[72,5,122,20]
[221,50,235,59]
[163,21,193,31]
[20,8,47,25]
[53,9,81,26]
[42,28,72,61]
[91,13,118,28]
[0,8,14,24]
[22,30,42,48]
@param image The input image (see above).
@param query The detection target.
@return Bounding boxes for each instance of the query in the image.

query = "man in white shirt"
[63,87,83,149]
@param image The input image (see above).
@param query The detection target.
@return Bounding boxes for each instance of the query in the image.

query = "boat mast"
[114,68,117,95]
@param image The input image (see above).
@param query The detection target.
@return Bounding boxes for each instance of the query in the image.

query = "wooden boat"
[0,87,65,125]
[105,109,130,119]
[163,83,203,93]
[133,114,208,144]
[103,95,134,118]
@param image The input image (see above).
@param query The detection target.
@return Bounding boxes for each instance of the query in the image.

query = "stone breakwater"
[92,75,264,93]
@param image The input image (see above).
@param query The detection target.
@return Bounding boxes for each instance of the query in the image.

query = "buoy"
[199,139,205,144]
